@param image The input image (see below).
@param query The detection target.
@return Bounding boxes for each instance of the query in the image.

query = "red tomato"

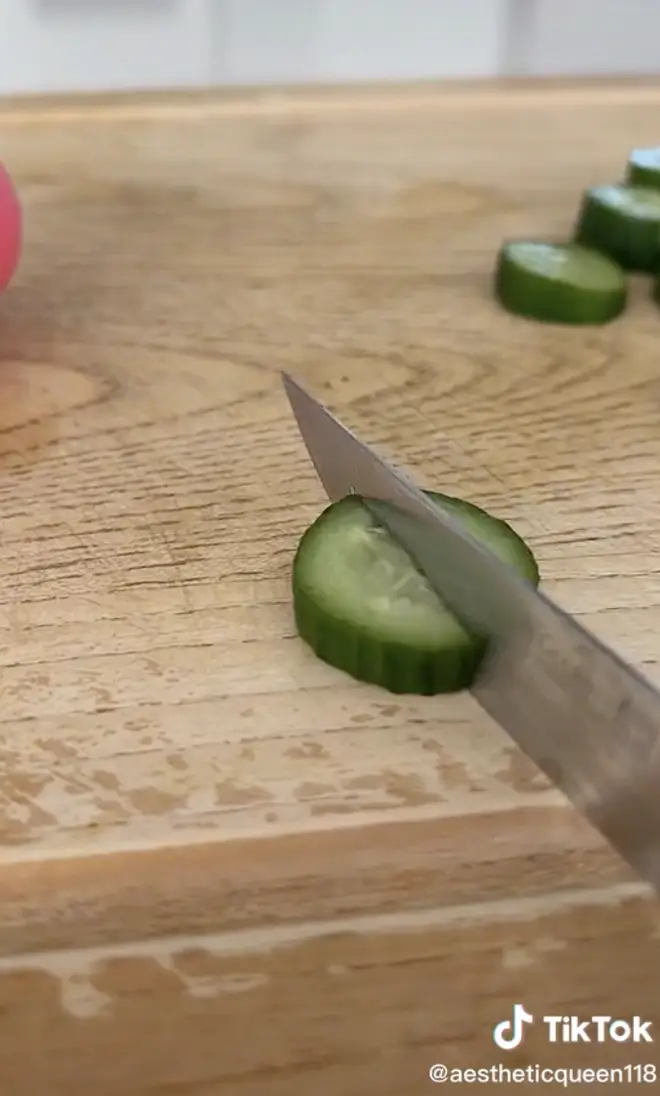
[0,164,21,290]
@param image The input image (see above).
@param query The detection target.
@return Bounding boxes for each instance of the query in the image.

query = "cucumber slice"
[494,240,627,325]
[574,184,660,272]
[626,148,660,191]
[292,491,540,696]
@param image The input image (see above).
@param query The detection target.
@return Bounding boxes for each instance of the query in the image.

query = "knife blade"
[282,371,660,897]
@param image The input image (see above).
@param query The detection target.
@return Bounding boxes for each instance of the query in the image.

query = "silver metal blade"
[283,371,660,896]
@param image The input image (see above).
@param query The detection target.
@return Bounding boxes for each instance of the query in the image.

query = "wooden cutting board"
[0,79,659,1095]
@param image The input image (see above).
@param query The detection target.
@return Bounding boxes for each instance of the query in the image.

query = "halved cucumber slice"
[292,491,540,696]
[574,184,660,272]
[494,240,627,325]
[626,148,660,191]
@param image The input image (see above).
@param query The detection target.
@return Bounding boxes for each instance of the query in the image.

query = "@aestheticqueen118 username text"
[429,1063,656,1085]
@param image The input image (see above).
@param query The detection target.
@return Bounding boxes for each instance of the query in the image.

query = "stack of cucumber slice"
[495,146,660,325]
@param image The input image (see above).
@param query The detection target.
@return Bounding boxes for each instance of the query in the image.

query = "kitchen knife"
[282,370,660,897]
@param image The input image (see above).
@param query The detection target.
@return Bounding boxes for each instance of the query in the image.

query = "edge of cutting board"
[0,804,636,958]
[2,76,660,125]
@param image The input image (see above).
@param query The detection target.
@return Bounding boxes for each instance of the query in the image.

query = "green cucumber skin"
[292,491,540,696]
[627,164,660,190]
[294,581,483,695]
[494,244,627,326]
[574,189,660,273]
[626,151,660,191]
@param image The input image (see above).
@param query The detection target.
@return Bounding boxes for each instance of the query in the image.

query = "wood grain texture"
[0,884,658,1095]
[1,79,660,1091]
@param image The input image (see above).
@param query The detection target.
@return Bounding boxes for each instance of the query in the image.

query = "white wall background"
[0,0,657,96]
[514,0,660,77]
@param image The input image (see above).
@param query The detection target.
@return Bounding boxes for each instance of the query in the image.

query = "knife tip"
[280,370,298,392]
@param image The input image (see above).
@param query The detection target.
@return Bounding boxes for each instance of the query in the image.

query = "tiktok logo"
[493,1003,535,1049]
